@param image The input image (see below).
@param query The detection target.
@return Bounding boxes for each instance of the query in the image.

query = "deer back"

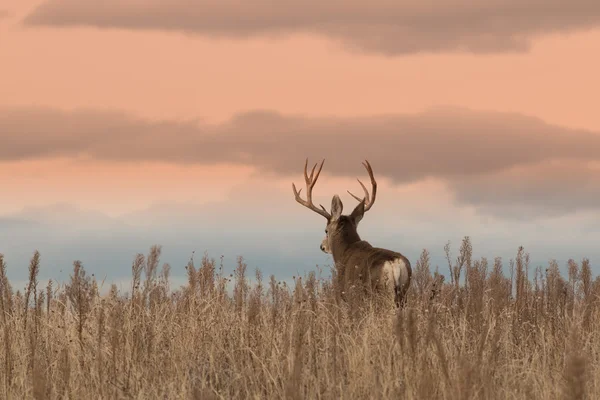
[337,241,407,286]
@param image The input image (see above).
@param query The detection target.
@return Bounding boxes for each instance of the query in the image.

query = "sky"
[1,0,600,293]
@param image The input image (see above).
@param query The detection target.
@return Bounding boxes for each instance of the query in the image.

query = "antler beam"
[347,160,377,212]
[292,158,332,220]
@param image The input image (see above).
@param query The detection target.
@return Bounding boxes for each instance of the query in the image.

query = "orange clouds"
[1,1,598,221]
[0,157,254,215]
[2,105,600,216]
[2,105,599,175]
[23,0,600,55]
[2,22,599,133]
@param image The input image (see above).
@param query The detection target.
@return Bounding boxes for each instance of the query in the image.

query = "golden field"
[0,237,596,399]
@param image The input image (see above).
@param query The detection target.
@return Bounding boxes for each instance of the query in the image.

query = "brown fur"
[326,208,412,307]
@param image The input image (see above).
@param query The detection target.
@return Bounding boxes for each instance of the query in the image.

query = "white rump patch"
[382,258,410,289]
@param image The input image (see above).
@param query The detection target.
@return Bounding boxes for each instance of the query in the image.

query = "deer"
[292,158,412,308]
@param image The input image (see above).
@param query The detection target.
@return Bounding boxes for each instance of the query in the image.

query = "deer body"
[334,240,412,307]
[293,159,412,308]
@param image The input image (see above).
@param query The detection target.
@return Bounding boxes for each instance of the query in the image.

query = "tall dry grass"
[0,237,598,399]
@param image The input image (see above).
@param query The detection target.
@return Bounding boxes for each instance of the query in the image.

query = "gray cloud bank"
[3,200,600,286]
[23,0,600,55]
[2,105,600,216]
[0,202,336,285]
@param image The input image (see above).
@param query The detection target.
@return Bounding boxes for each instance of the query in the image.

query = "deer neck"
[330,230,361,263]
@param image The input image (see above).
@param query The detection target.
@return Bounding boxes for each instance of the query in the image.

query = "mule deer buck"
[292,159,412,308]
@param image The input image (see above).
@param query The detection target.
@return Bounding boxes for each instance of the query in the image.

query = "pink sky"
[1,0,600,283]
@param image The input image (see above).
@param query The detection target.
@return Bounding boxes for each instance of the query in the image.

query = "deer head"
[292,159,377,258]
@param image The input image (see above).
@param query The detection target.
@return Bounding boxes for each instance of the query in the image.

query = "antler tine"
[347,179,369,202]
[347,159,377,212]
[292,158,331,220]
[306,160,317,184]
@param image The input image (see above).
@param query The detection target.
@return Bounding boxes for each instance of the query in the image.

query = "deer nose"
[320,244,325,252]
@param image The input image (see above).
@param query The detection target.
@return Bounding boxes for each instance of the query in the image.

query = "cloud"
[4,198,600,286]
[452,160,600,217]
[2,105,600,216]
[22,0,600,55]
[12,202,128,229]
[0,200,336,284]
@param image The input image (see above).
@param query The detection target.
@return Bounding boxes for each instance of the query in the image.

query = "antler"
[347,160,377,212]
[292,158,332,220]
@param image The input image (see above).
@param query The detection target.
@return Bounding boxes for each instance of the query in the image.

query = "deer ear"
[350,199,365,225]
[330,195,343,221]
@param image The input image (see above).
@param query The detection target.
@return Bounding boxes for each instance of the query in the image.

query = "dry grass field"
[0,237,597,399]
